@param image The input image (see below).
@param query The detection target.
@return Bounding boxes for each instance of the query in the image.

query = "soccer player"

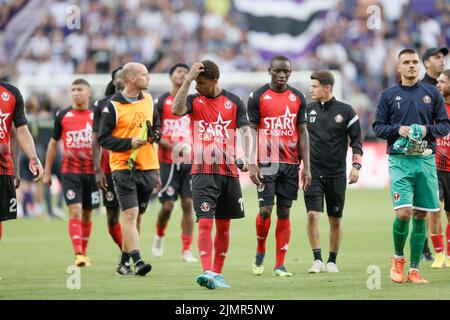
[430,69,450,268]
[152,63,198,262]
[92,66,124,252]
[98,62,161,276]
[0,80,43,239]
[373,48,450,284]
[305,70,363,273]
[43,79,99,267]
[172,60,252,289]
[247,55,311,277]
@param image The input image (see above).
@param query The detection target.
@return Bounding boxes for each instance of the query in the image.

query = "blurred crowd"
[1,0,449,141]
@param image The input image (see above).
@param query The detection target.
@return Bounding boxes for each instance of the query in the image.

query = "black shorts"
[303,176,346,218]
[257,163,299,208]
[158,163,192,202]
[102,173,119,208]
[61,173,100,210]
[0,175,17,222]
[192,174,245,221]
[112,169,158,214]
[438,170,450,212]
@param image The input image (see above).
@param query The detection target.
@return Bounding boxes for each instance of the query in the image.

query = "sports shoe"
[431,252,446,269]
[326,262,339,273]
[252,252,265,275]
[196,271,217,289]
[115,262,134,276]
[406,269,429,284]
[213,274,231,288]
[74,254,87,267]
[152,235,164,257]
[134,262,152,276]
[390,256,405,283]
[446,257,450,268]
[308,260,325,273]
[84,256,92,267]
[273,265,293,277]
[181,250,198,262]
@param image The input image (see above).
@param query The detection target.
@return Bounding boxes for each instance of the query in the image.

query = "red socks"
[431,234,444,253]
[447,224,450,256]
[68,219,83,255]
[108,222,123,249]
[82,221,92,256]
[256,214,271,254]
[182,233,193,252]
[275,218,291,269]
[198,219,213,272]
[156,222,168,237]
[213,219,230,274]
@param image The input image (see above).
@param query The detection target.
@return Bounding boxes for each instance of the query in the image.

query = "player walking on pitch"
[172,60,252,289]
[373,49,450,284]
[247,55,311,277]
[43,79,99,267]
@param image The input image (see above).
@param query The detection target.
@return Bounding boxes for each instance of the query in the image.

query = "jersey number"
[9,198,17,213]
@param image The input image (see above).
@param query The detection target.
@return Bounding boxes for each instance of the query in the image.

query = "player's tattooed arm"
[298,122,311,191]
[173,62,204,116]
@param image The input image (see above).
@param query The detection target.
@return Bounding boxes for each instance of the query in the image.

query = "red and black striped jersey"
[436,103,450,172]
[156,92,192,164]
[247,84,307,164]
[93,96,112,174]
[0,81,27,175]
[52,107,94,174]
[186,89,249,177]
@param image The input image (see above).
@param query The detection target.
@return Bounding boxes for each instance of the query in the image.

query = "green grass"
[1,188,450,300]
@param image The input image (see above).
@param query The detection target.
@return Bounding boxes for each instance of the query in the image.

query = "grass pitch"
[1,188,449,300]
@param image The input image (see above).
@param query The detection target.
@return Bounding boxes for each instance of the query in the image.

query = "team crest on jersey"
[289,94,296,102]
[393,192,400,202]
[224,100,232,109]
[166,186,175,197]
[1,92,10,101]
[423,95,431,104]
[335,114,344,123]
[200,202,210,212]
[106,191,114,202]
[66,190,76,200]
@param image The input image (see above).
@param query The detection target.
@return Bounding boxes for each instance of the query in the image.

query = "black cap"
[422,47,449,62]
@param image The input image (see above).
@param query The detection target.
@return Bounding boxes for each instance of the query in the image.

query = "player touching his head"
[172,60,252,289]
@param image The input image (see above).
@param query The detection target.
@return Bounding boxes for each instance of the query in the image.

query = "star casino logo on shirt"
[0,110,11,139]
[66,122,93,148]
[262,106,297,137]
[162,116,190,137]
[197,113,231,144]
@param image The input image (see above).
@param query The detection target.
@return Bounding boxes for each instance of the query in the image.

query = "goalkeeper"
[373,48,450,284]
[98,62,161,277]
